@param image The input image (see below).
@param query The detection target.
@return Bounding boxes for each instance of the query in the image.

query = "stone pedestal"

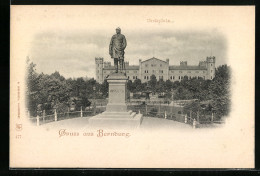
[89,72,143,128]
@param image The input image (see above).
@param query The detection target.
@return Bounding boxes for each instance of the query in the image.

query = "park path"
[41,116,192,130]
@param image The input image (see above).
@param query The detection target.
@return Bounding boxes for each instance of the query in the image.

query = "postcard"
[10,5,255,168]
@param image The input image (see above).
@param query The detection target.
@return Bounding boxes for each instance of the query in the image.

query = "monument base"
[88,111,143,129]
[88,72,143,129]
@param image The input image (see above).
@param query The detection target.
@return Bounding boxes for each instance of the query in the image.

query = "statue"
[109,27,127,73]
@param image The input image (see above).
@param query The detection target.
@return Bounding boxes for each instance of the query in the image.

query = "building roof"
[125,65,139,70]
[141,57,167,63]
[169,65,207,70]
[103,65,139,70]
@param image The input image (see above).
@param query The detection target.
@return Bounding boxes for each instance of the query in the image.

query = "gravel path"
[41,116,193,130]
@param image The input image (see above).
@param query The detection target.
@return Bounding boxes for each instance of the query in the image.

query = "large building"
[95,56,216,83]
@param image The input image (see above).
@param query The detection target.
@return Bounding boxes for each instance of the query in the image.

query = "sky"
[29,29,227,79]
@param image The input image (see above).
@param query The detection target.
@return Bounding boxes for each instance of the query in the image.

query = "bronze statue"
[109,27,127,73]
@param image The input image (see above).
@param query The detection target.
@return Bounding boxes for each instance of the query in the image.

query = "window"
[145,64,148,67]
[160,64,162,67]
[128,76,129,79]
[211,64,212,66]
[134,71,137,73]
[173,76,175,79]
[144,76,146,79]
[159,70,163,73]
[211,76,213,79]
[179,76,181,80]
[98,64,99,67]
[211,70,213,73]
[133,76,135,79]
[153,70,155,73]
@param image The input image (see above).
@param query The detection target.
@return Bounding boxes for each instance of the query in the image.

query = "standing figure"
[109,27,127,73]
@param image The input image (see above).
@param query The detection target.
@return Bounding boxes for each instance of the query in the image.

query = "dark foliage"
[26,58,230,119]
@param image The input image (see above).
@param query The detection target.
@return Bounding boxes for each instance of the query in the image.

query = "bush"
[53,102,69,113]
[149,108,158,117]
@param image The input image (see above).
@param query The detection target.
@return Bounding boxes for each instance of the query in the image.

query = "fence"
[28,103,224,128]
[127,103,225,128]
[28,106,105,126]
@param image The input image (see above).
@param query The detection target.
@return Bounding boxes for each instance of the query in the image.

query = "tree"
[85,78,97,99]
[133,79,142,92]
[100,80,109,98]
[165,80,173,92]
[51,71,65,81]
[209,65,231,118]
[26,59,41,116]
[127,80,133,92]
[156,79,166,94]
[148,74,157,93]
[36,73,71,114]
[174,86,192,100]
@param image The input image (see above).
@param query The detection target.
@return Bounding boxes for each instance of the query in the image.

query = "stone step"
[102,110,133,117]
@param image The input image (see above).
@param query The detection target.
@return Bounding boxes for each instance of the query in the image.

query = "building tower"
[206,56,216,80]
[95,57,104,83]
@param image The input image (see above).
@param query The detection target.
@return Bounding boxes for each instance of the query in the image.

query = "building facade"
[95,57,216,83]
